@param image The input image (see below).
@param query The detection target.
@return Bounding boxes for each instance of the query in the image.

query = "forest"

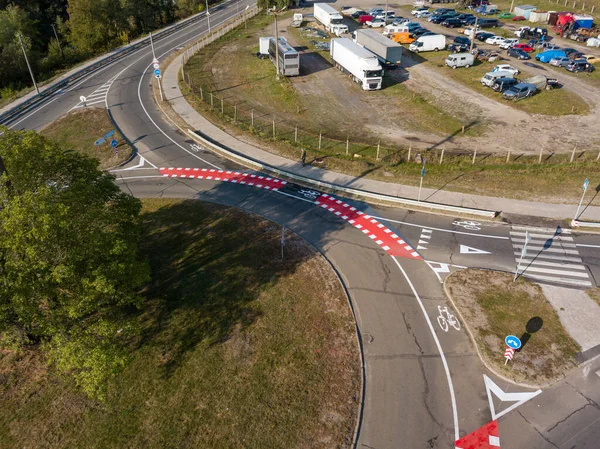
[0,0,213,102]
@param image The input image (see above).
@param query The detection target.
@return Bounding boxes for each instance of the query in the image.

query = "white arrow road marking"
[460,245,491,255]
[484,375,542,420]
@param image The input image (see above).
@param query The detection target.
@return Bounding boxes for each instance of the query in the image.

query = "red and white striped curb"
[315,194,422,260]
[159,168,287,190]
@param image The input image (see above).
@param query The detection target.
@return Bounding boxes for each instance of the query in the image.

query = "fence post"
[538,147,543,164]
[210,92,213,109]
[234,105,237,122]
[346,137,349,156]
[251,109,254,127]
[506,150,511,163]
[221,98,224,114]
[472,150,477,165]
[181,59,184,80]
[408,145,412,162]
[319,132,322,150]
[295,125,298,143]
[273,118,275,137]
[200,86,203,101]
[597,149,600,161]
[592,5,595,12]
[376,141,380,161]
[440,148,445,164]
[570,145,576,163]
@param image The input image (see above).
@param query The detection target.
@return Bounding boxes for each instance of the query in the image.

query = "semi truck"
[330,38,383,90]
[353,29,402,68]
[314,3,348,36]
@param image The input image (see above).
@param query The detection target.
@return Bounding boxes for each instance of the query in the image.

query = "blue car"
[536,49,567,63]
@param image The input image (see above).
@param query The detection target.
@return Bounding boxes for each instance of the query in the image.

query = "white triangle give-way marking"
[460,244,491,255]
[484,375,542,420]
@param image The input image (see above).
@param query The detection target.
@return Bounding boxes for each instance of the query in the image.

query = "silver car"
[549,57,571,67]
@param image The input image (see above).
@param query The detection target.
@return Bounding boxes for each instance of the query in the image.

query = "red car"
[513,43,534,52]
[358,14,373,24]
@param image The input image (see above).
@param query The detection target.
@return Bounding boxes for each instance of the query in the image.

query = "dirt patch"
[587,288,600,306]
[446,269,580,385]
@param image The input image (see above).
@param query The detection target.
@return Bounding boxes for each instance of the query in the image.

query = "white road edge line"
[391,256,460,442]
[577,243,600,248]
[371,215,509,240]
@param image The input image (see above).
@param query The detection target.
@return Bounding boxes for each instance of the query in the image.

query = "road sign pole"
[418,175,423,201]
[574,178,589,221]
[157,77,164,101]
[513,231,529,281]
[18,33,39,95]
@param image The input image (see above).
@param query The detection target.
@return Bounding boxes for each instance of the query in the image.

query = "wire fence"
[176,9,600,168]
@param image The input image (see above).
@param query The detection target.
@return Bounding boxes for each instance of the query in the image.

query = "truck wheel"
[465,64,471,68]
[452,65,457,69]
[434,47,439,51]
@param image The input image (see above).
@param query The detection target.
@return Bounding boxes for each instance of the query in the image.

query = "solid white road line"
[513,252,583,263]
[391,257,460,442]
[511,238,577,248]
[516,259,587,270]
[510,231,573,240]
[512,226,571,234]
[372,216,510,240]
[518,273,592,287]
[512,245,580,255]
[521,266,590,278]
[577,243,600,248]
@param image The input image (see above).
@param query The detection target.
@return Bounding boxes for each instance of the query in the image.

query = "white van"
[408,34,446,53]
[383,24,404,36]
[445,53,474,69]
[480,70,515,87]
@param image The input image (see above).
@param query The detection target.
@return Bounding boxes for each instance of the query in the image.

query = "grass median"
[0,199,360,448]
[446,269,580,385]
[40,108,131,169]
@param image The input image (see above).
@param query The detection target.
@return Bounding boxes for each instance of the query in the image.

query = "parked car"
[566,60,595,72]
[358,15,374,24]
[549,56,571,67]
[513,26,529,37]
[415,10,431,19]
[562,48,579,56]
[481,70,515,87]
[457,13,475,23]
[448,37,475,52]
[473,48,500,61]
[499,38,519,49]
[411,7,428,15]
[493,64,520,75]
[429,13,456,24]
[392,17,410,25]
[476,32,495,42]
[367,18,386,27]
[502,83,536,101]
[535,50,566,63]
[486,36,506,45]
[582,54,600,64]
[351,10,367,19]
[507,47,531,60]
[538,42,560,50]
[567,51,584,60]
[511,15,526,21]
[412,27,432,37]
[462,26,481,36]
[442,18,463,28]
[445,52,475,69]
[478,18,500,28]
[368,8,384,15]
[492,77,519,92]
[375,11,396,20]
[431,8,455,16]
[512,43,534,52]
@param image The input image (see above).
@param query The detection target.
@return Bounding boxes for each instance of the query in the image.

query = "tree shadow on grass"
[136,199,313,378]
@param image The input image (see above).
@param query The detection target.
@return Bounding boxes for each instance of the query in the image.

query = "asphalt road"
[8,1,600,447]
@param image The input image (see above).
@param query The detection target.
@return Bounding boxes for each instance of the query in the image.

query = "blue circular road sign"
[111,139,118,148]
[154,69,161,76]
[505,335,522,349]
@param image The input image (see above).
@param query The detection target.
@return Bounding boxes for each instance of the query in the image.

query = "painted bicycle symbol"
[452,220,481,231]
[437,305,461,332]
[190,144,202,152]
[297,189,320,200]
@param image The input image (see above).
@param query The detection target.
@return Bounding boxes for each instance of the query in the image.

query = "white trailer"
[408,34,446,52]
[314,3,348,36]
[330,38,383,90]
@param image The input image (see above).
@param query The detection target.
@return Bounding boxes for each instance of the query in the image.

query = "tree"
[67,0,126,53]
[0,129,150,399]
[257,0,291,11]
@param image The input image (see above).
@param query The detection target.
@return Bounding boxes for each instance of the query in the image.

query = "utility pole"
[509,0,516,13]
[50,24,63,58]
[274,10,280,80]
[206,0,211,33]
[470,16,478,54]
[149,31,156,59]
[17,34,39,95]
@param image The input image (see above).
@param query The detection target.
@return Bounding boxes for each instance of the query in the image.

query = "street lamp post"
[274,12,280,80]
[206,0,211,33]
[149,31,156,59]
[50,24,63,58]
[17,34,39,95]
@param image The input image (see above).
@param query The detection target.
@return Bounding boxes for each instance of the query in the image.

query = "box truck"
[314,3,348,36]
[354,29,402,68]
[408,34,446,52]
[330,38,383,90]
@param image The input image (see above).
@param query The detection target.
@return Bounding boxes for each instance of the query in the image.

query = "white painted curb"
[186,129,499,218]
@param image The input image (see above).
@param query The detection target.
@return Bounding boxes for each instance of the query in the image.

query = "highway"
[5,1,600,447]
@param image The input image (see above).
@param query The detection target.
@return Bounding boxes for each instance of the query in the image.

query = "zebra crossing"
[70,73,119,110]
[510,226,592,288]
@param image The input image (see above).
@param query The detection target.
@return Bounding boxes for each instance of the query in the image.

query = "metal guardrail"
[0,7,214,127]
[186,129,499,218]
[572,220,600,228]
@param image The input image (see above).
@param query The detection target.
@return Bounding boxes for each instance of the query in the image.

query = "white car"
[411,7,428,15]
[492,64,520,75]
[463,26,481,36]
[514,26,530,37]
[486,36,505,45]
[415,11,431,19]
[549,56,571,67]
[499,38,519,49]
[367,18,386,27]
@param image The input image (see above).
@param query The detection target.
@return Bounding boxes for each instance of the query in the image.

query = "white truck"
[291,13,303,27]
[330,38,383,90]
[354,29,402,68]
[408,34,446,52]
[314,3,348,36]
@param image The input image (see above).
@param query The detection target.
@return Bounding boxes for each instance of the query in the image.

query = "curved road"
[6,1,600,448]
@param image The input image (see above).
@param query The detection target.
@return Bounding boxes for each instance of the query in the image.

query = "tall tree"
[0,129,150,399]
[67,0,126,53]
